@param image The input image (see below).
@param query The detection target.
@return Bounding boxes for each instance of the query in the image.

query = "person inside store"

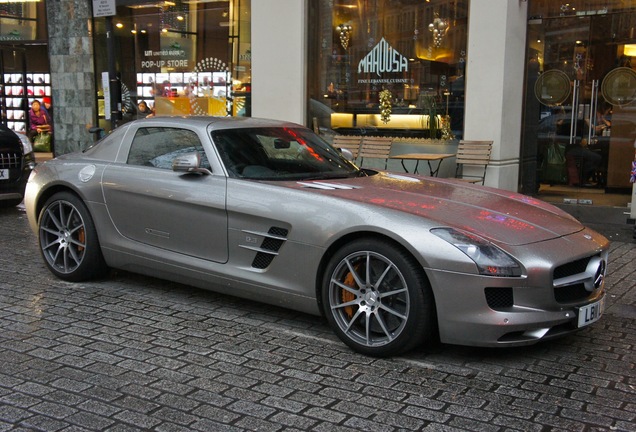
[27,99,52,143]
[565,137,602,186]
[137,100,155,118]
[42,96,53,117]
[586,103,612,136]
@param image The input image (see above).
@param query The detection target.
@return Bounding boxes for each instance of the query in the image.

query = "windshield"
[211,127,362,180]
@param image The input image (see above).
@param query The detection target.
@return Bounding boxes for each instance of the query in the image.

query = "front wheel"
[322,239,435,357]
[38,192,108,281]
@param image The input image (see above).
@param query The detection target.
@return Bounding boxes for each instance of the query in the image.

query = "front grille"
[553,254,602,304]
[485,287,513,310]
[554,256,590,279]
[0,152,22,169]
[554,283,589,303]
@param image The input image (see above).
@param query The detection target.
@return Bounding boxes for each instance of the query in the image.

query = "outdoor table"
[390,153,455,176]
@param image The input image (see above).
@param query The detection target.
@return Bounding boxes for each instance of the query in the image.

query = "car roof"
[130,116,303,131]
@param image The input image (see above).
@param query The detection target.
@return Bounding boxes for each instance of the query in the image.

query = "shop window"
[93,0,251,132]
[0,2,46,42]
[308,0,468,140]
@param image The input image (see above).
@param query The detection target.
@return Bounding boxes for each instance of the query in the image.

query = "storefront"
[91,0,251,131]
[0,1,50,139]
[6,0,635,209]
[521,1,636,205]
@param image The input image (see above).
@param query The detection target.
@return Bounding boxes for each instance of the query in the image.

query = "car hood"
[286,172,584,246]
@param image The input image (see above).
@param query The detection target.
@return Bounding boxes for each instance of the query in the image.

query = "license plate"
[0,169,7,181]
[577,297,605,328]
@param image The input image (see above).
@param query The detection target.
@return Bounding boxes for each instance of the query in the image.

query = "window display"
[92,0,251,130]
[2,73,51,133]
[308,1,468,139]
[522,1,636,195]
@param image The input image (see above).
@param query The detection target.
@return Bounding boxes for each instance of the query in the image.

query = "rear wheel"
[322,239,435,357]
[38,192,108,281]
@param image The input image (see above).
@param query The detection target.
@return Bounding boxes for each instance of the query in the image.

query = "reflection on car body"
[25,117,609,356]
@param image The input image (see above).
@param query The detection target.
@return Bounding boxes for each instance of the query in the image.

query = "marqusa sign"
[358,38,408,78]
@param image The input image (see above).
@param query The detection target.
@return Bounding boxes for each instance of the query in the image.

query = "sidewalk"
[554,201,634,242]
[34,151,54,163]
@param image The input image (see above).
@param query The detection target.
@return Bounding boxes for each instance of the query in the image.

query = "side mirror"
[274,138,291,149]
[172,152,212,175]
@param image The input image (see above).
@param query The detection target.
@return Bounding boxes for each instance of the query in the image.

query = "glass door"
[521,8,636,206]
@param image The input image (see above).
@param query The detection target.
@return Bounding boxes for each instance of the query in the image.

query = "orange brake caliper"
[341,266,359,319]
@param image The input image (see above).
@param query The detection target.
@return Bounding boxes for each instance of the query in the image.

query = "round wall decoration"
[534,70,571,106]
[601,67,636,107]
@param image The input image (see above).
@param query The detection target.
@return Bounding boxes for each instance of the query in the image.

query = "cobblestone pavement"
[1,205,635,432]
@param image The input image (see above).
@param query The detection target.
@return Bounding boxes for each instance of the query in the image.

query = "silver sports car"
[25,117,609,357]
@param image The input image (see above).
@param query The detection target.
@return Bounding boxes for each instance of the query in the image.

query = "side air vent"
[240,227,289,270]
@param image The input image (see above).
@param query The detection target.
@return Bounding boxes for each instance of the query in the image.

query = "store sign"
[357,37,409,84]
[141,49,189,69]
[92,0,116,17]
[140,38,194,71]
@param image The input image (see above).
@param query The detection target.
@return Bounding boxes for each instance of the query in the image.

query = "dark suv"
[0,125,35,207]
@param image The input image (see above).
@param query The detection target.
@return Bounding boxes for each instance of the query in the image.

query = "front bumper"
[0,152,35,202]
[427,230,609,347]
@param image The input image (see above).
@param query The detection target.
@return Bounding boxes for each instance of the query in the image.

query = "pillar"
[46,0,97,156]
[464,0,528,191]
[251,0,307,125]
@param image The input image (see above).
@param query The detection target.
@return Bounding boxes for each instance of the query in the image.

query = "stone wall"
[46,0,96,156]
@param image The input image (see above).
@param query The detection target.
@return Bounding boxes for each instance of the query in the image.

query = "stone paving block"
[191,418,244,432]
[343,415,395,432]
[30,401,77,419]
[287,390,335,408]
[112,409,163,429]
[18,414,67,432]
[0,405,31,423]
[66,411,115,430]
[152,407,199,426]
[448,416,500,432]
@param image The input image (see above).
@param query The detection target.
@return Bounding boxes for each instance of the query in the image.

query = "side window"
[127,127,209,169]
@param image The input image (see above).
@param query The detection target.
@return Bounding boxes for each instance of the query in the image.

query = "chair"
[332,135,362,160]
[358,136,393,169]
[454,140,493,185]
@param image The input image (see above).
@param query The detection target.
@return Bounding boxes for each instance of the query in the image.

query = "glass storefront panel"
[308,0,468,140]
[0,2,46,42]
[522,0,636,206]
[93,0,251,131]
[0,1,49,137]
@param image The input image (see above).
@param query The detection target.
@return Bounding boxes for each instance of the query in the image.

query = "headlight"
[431,228,522,277]
[17,133,33,154]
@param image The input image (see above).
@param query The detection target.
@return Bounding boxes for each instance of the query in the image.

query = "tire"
[322,239,435,357]
[38,191,108,281]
